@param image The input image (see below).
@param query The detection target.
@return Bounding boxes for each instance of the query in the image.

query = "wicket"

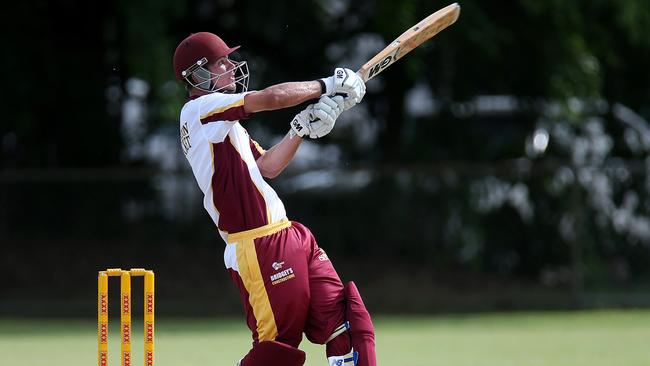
[98,268,155,366]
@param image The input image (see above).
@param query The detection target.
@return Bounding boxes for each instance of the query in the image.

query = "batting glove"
[321,68,366,110]
[290,107,313,138]
[289,95,344,139]
[308,95,344,138]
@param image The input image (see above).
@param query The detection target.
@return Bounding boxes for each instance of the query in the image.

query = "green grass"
[1,310,649,366]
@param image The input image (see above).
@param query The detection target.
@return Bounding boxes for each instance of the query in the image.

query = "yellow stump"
[98,268,154,366]
[144,271,155,366]
[98,272,109,366]
[121,271,132,366]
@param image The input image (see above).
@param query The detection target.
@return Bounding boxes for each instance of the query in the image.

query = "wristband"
[317,79,326,95]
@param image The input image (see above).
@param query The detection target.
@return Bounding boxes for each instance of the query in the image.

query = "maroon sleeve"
[200,104,250,124]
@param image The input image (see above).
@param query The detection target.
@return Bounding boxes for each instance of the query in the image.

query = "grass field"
[1,309,649,366]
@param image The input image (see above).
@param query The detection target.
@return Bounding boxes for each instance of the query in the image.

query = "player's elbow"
[264,171,281,179]
[257,157,282,179]
[260,166,281,179]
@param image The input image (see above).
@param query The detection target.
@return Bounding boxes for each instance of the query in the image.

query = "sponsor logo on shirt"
[272,261,284,270]
[270,267,295,285]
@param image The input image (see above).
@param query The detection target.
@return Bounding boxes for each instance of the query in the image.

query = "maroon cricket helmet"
[173,32,241,81]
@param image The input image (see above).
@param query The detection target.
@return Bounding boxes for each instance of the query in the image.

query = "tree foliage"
[3,0,650,295]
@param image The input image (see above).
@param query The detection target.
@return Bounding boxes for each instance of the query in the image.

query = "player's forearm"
[244,81,321,114]
[256,132,302,179]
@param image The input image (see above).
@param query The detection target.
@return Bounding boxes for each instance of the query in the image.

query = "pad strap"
[326,321,350,343]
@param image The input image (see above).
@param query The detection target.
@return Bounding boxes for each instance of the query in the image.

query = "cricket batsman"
[173,32,377,366]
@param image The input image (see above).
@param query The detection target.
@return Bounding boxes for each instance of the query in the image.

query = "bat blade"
[357,3,461,82]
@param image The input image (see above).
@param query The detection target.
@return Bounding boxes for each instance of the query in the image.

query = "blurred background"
[2,0,650,321]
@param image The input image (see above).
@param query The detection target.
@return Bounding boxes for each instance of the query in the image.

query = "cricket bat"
[357,3,461,82]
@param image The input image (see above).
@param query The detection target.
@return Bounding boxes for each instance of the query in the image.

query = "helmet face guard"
[181,57,250,94]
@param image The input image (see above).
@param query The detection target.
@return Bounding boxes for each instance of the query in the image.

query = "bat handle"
[356,70,368,83]
[309,92,347,105]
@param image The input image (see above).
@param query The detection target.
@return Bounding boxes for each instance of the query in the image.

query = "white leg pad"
[327,348,358,366]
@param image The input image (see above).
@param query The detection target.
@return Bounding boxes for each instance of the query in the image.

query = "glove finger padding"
[343,79,365,111]
[316,97,339,116]
[309,111,335,138]
[308,120,329,139]
[308,96,341,139]
[330,95,345,113]
[335,68,365,111]
[313,103,338,124]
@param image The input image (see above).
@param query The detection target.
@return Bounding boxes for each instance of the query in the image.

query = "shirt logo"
[318,248,329,262]
[272,261,284,270]
[180,121,191,156]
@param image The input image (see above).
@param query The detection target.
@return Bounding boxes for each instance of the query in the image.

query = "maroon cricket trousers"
[228,220,349,353]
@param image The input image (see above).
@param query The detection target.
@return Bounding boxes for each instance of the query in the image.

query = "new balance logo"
[318,249,329,262]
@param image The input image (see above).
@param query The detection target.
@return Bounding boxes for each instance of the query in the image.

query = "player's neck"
[189,88,209,97]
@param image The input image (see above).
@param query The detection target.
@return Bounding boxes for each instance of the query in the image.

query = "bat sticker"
[368,48,400,79]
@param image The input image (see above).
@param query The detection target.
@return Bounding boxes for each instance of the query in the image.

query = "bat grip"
[308,92,347,106]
